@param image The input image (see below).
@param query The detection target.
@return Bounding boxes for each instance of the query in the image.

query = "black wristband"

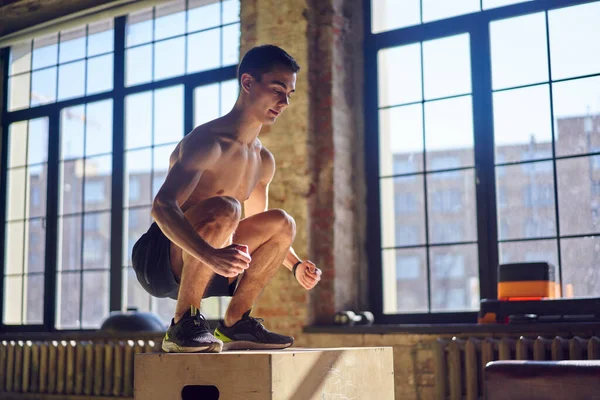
[292,261,302,278]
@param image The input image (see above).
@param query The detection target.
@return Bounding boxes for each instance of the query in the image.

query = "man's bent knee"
[266,209,296,239]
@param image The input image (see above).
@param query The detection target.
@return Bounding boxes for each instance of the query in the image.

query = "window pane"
[554,76,600,157]
[83,212,110,270]
[422,0,479,23]
[32,33,58,70]
[26,219,46,274]
[499,239,558,269]
[382,248,427,314]
[558,156,600,236]
[126,91,153,150]
[86,100,113,157]
[154,37,185,80]
[124,267,150,312]
[59,26,86,64]
[371,0,420,33]
[490,13,548,90]
[497,162,555,240]
[223,0,240,24]
[5,221,25,275]
[380,176,426,248]
[194,83,220,126]
[8,121,28,168]
[423,34,471,100]
[58,60,85,101]
[24,274,44,324]
[26,165,47,219]
[154,86,184,145]
[60,161,83,215]
[430,244,479,312]
[126,45,152,86]
[379,104,424,177]
[126,9,153,47]
[222,23,240,66]
[10,40,32,75]
[87,20,114,57]
[549,2,600,81]
[58,215,82,271]
[378,44,422,107]
[425,96,474,169]
[82,271,109,328]
[87,54,113,95]
[56,272,81,329]
[155,0,186,41]
[3,276,23,324]
[561,237,600,297]
[427,169,477,243]
[188,0,220,32]
[154,145,177,199]
[28,118,49,165]
[493,85,553,163]
[7,168,26,221]
[61,106,85,160]
[84,156,112,212]
[123,207,152,266]
[187,29,220,74]
[483,0,532,9]
[220,79,239,115]
[153,297,175,326]
[8,73,31,111]
[126,149,152,207]
[31,67,57,106]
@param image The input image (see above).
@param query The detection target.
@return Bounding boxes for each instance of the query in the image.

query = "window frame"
[364,0,594,324]
[1,6,238,332]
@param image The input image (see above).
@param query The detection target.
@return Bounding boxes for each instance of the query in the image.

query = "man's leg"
[214,209,296,350]
[162,196,241,353]
[171,196,241,320]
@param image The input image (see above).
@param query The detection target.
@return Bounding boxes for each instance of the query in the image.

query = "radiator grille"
[433,336,600,400]
[0,338,161,398]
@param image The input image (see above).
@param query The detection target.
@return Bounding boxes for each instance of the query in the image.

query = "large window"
[368,0,600,322]
[1,0,240,330]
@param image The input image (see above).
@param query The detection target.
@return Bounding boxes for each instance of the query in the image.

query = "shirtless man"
[131,45,321,353]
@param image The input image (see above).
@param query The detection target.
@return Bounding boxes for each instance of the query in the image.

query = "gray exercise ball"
[99,308,167,333]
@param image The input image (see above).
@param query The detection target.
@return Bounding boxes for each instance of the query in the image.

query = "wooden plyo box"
[135,347,394,400]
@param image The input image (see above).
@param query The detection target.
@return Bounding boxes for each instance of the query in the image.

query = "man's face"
[244,66,296,125]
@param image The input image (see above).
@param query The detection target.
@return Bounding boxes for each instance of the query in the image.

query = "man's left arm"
[244,148,321,290]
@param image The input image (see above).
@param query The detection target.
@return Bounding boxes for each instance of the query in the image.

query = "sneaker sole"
[222,340,293,351]
[161,339,223,353]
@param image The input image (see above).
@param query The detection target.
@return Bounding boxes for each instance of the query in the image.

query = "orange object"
[498,280,556,300]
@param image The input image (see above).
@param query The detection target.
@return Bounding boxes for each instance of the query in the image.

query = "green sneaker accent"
[214,327,233,343]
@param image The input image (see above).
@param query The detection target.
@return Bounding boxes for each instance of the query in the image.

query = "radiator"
[433,335,600,400]
[0,338,161,398]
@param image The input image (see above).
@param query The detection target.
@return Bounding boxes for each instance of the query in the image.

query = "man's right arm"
[150,135,219,264]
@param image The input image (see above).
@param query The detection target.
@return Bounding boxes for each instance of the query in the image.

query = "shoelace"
[244,316,266,330]
[181,312,210,333]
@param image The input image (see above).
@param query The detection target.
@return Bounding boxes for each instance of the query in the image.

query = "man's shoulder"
[178,126,223,167]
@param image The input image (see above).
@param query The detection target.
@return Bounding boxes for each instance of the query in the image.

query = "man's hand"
[294,260,321,290]
[206,244,251,278]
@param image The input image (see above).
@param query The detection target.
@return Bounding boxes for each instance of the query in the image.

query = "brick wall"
[240,0,312,341]
[240,0,366,339]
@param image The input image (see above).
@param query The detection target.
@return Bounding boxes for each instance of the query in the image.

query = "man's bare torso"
[168,119,270,213]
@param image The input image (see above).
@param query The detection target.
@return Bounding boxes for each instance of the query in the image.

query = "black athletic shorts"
[131,222,237,300]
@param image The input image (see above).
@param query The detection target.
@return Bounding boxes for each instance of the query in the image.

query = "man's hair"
[237,45,300,85]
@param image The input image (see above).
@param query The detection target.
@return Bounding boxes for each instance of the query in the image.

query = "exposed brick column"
[240,0,312,340]
[307,0,366,324]
[240,0,365,334]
